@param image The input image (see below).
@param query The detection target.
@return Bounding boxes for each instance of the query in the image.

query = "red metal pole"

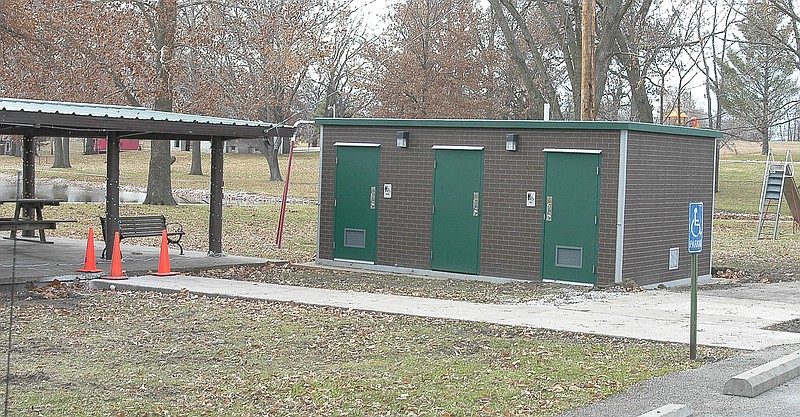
[276,137,295,248]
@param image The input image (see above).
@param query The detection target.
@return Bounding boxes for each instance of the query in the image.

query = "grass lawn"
[6,287,732,417]
[713,140,800,279]
[0,147,320,200]
[43,202,319,262]
[716,140,800,215]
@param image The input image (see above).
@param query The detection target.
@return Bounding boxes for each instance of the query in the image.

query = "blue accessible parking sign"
[688,202,703,253]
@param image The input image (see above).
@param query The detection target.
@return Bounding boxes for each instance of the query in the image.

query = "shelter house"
[315,118,722,288]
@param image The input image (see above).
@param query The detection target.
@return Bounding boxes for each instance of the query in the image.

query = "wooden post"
[209,136,224,256]
[21,136,35,199]
[104,133,121,260]
[581,0,596,121]
[21,136,36,237]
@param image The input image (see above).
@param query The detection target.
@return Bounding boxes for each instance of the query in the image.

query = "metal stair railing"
[757,149,794,239]
[757,150,777,239]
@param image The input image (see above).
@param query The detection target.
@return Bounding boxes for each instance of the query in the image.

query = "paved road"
[558,343,800,417]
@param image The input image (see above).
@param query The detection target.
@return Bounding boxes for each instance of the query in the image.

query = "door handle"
[370,186,376,209]
[472,192,479,217]
[546,196,552,221]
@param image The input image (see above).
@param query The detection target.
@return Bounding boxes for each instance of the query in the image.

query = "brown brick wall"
[319,125,622,284]
[622,132,716,286]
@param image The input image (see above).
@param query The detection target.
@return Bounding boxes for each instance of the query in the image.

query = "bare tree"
[367,0,500,118]
[721,0,799,155]
[185,0,341,181]
[308,7,374,121]
[2,0,188,205]
[489,0,637,119]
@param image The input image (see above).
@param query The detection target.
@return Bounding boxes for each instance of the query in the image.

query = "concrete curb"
[636,404,692,417]
[723,350,800,397]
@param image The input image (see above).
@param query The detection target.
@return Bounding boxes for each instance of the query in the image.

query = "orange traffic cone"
[102,231,127,280]
[150,230,179,276]
[76,227,102,273]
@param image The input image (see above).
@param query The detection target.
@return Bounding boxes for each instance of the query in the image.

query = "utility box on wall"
[315,119,722,288]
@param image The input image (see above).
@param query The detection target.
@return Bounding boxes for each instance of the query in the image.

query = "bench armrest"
[166,222,184,234]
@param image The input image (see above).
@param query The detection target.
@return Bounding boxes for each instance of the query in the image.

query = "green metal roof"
[0,97,271,127]
[0,97,295,140]
[315,118,723,138]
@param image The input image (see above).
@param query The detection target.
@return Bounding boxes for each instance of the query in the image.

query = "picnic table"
[0,198,76,243]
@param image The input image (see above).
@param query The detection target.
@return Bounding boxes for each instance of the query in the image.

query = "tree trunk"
[189,140,203,175]
[84,138,96,155]
[249,137,283,181]
[144,0,178,205]
[616,34,654,123]
[490,0,561,119]
[11,140,21,157]
[265,142,282,181]
[52,137,64,168]
[62,137,71,167]
[144,140,177,205]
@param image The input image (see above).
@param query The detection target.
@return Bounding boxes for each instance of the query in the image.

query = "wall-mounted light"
[396,130,409,148]
[505,133,518,151]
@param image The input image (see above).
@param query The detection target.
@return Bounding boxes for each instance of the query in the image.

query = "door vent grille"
[343,228,366,248]
[555,246,583,269]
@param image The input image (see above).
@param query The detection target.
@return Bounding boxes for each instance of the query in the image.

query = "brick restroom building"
[314,119,722,287]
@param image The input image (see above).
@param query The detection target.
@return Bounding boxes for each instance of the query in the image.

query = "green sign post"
[688,202,703,360]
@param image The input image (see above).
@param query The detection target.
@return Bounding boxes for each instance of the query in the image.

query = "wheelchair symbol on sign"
[690,207,703,238]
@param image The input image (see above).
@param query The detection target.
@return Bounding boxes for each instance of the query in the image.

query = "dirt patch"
[192,263,644,305]
[712,266,799,284]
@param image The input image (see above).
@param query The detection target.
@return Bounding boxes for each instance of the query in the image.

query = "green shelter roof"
[315,118,723,138]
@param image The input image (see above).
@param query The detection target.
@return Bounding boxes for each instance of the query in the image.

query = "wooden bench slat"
[0,221,58,231]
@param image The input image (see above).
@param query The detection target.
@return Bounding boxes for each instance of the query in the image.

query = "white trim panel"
[710,137,718,274]
[615,130,628,283]
[431,145,485,150]
[333,142,381,147]
[542,148,602,154]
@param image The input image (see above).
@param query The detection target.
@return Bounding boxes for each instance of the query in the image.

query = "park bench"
[100,215,185,257]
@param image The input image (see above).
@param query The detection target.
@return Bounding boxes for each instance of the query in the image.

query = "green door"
[333,145,380,263]
[431,148,483,274]
[541,151,601,284]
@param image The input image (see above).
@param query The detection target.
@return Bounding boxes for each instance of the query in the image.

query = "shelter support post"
[104,133,121,260]
[22,135,35,198]
[209,137,224,256]
[21,135,36,237]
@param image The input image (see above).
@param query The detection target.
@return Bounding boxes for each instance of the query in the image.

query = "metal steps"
[757,150,797,239]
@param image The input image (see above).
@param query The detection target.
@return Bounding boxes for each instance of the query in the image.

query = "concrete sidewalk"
[90,275,800,351]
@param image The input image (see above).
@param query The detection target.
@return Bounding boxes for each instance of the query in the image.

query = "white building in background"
[169,138,293,154]
[170,140,210,153]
